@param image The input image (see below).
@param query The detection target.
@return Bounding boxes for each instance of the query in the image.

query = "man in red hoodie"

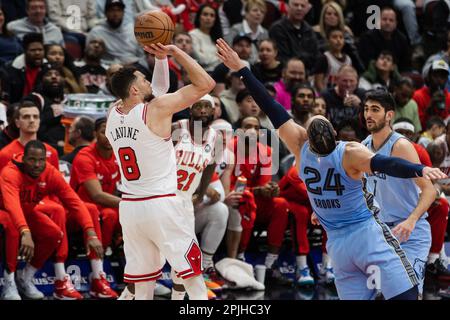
[0,141,108,300]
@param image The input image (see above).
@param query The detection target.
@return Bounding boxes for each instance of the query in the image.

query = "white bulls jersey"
[106,103,177,197]
[174,119,218,200]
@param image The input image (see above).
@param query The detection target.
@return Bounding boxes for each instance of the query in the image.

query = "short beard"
[42,83,64,100]
[192,114,214,128]
[367,120,387,134]
[107,19,122,29]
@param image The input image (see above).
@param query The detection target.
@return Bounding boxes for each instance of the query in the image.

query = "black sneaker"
[426,259,450,280]
[265,265,293,286]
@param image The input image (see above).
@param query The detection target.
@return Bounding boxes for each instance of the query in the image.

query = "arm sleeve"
[370,153,425,178]
[51,167,94,231]
[151,57,170,97]
[0,171,28,232]
[237,67,291,129]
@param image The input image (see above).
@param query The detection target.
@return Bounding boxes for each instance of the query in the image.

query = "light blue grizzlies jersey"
[362,132,425,223]
[299,141,373,231]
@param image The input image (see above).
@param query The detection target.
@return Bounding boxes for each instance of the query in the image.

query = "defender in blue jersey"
[215,38,448,299]
[362,90,434,295]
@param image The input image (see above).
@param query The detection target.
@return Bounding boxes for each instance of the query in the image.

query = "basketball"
[134,10,175,46]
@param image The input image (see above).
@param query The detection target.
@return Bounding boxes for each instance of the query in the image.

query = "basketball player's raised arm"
[343,142,448,181]
[144,44,215,116]
[151,56,170,97]
[215,39,307,164]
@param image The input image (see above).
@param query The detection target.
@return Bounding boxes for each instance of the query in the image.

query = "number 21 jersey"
[299,141,373,231]
[106,103,177,197]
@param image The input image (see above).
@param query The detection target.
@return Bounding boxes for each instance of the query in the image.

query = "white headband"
[392,122,415,133]
[211,120,233,131]
[191,94,215,109]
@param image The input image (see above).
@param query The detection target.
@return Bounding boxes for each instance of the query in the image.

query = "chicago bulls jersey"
[106,103,177,197]
[174,119,217,199]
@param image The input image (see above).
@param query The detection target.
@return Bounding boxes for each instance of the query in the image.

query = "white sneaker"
[1,279,21,300]
[118,286,135,300]
[296,267,315,287]
[16,272,44,300]
[320,267,335,284]
[154,282,171,297]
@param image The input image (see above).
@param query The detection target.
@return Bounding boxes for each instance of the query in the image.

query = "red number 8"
[118,147,141,181]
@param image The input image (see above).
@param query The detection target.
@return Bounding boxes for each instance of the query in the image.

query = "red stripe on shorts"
[121,193,176,201]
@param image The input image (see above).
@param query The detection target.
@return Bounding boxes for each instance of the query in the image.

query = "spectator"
[0,7,23,67]
[359,50,401,91]
[32,64,66,150]
[251,39,283,84]
[291,83,315,126]
[61,116,95,163]
[189,4,223,72]
[392,0,422,47]
[7,0,64,46]
[211,94,223,120]
[417,116,446,148]
[0,140,112,300]
[314,27,352,93]
[87,0,145,65]
[422,30,450,91]
[312,1,363,73]
[70,118,121,255]
[274,57,306,111]
[225,115,290,274]
[170,32,193,88]
[98,63,123,96]
[225,0,269,64]
[45,44,87,93]
[0,103,20,149]
[269,0,319,74]
[0,32,44,104]
[220,72,246,124]
[1,0,26,24]
[75,38,108,94]
[392,77,422,133]
[174,0,221,32]
[358,7,411,72]
[212,35,252,96]
[234,89,273,130]
[336,119,360,142]
[46,0,98,49]
[321,65,365,130]
[0,100,59,172]
[311,96,326,116]
[413,59,450,129]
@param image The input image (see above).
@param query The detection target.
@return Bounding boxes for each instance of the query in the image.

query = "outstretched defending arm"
[215,39,307,159]
[344,142,447,180]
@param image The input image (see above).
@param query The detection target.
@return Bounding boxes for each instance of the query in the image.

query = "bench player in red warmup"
[0,140,105,300]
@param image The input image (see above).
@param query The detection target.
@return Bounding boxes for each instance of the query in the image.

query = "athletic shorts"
[119,194,202,283]
[326,215,419,300]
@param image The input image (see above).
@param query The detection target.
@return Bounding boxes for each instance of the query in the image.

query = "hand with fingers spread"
[143,43,177,59]
[216,38,247,72]
[20,230,34,262]
[422,167,448,180]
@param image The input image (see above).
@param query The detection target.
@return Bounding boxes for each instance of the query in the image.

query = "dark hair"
[0,7,13,37]
[95,117,107,131]
[15,100,40,120]
[336,118,359,133]
[364,89,396,112]
[425,116,445,130]
[194,5,223,42]
[238,115,261,128]
[377,49,396,64]
[392,76,414,89]
[24,139,46,156]
[26,0,46,9]
[45,44,81,81]
[325,26,344,39]
[264,83,276,95]
[76,116,95,141]
[258,39,278,52]
[293,82,315,97]
[173,31,192,41]
[110,66,138,99]
[236,89,252,104]
[23,32,44,51]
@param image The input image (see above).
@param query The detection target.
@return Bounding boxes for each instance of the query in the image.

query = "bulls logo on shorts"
[184,240,203,276]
